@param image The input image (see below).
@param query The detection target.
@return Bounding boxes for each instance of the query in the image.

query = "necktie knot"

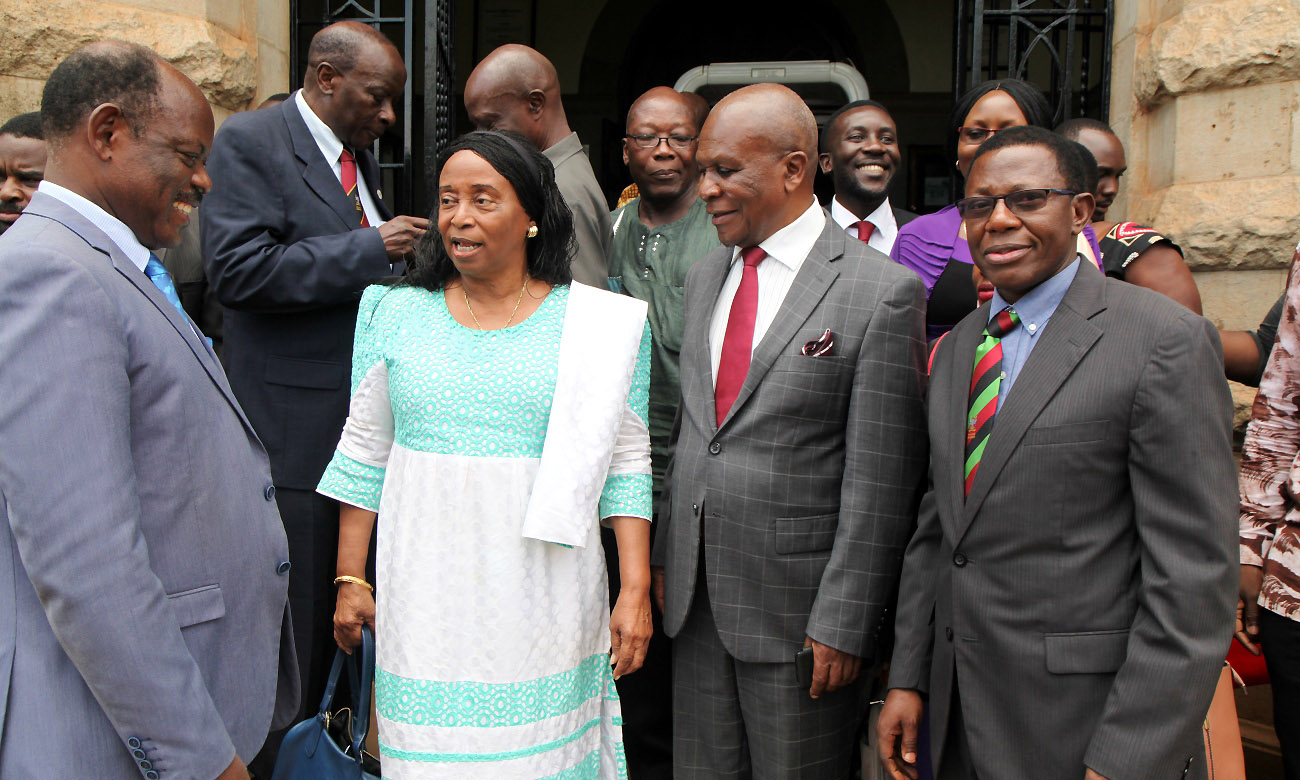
[740,246,766,268]
[986,307,1021,339]
[851,220,875,243]
[340,147,356,164]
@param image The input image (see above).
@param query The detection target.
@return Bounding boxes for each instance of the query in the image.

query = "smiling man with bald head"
[465,44,612,287]
[651,83,929,778]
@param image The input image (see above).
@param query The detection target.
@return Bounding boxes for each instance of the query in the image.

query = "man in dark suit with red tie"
[200,20,428,772]
[818,100,917,255]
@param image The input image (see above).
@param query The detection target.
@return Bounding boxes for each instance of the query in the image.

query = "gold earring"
[527,225,538,238]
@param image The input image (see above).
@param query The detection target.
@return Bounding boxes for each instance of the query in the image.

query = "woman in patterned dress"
[319,130,654,779]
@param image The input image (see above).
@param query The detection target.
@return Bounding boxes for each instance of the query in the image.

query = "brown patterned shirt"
[1241,244,1300,618]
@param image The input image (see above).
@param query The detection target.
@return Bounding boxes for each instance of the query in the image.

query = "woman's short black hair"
[947,78,1054,169]
[401,130,575,292]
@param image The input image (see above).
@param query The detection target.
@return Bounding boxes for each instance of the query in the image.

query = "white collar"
[38,180,151,272]
[732,199,826,270]
[295,90,345,167]
[829,195,897,235]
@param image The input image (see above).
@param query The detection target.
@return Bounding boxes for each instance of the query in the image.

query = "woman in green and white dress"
[319,131,653,779]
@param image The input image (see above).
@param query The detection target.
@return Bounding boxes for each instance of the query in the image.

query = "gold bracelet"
[333,575,373,592]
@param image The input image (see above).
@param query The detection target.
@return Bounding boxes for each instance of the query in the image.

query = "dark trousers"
[1260,608,1300,779]
[250,487,353,777]
[603,525,674,779]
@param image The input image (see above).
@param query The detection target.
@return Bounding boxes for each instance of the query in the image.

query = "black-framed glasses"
[626,134,697,149]
[956,126,1003,144]
[956,188,1078,220]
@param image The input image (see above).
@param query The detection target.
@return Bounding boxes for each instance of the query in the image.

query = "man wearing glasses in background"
[606,86,720,779]
[876,126,1236,780]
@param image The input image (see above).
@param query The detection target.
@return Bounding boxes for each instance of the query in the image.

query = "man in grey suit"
[876,127,1236,780]
[464,44,612,288]
[0,43,297,779]
[651,84,929,778]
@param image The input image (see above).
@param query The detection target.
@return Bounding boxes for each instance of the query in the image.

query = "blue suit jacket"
[201,95,395,490]
[0,193,298,778]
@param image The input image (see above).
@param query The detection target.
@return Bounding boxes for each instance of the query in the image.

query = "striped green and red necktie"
[340,147,370,227]
[964,307,1021,497]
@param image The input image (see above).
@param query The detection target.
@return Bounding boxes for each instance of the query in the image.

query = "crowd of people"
[0,19,1294,780]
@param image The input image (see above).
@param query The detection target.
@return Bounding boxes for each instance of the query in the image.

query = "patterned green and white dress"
[317,283,652,779]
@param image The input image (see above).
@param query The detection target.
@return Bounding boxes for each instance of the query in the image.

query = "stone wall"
[0,0,289,125]
[1111,0,1300,421]
[1111,0,1298,315]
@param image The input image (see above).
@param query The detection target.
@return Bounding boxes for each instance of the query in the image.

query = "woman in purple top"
[892,79,1104,340]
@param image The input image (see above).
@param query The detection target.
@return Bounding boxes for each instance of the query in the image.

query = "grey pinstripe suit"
[889,260,1237,780]
[654,218,928,776]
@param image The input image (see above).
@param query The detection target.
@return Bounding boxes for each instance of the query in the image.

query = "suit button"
[264,484,277,501]
[945,627,953,641]
[277,560,292,575]
[132,749,146,760]
[709,442,721,455]
[128,737,142,749]
[146,772,159,780]
[953,552,967,567]
[692,503,700,513]
[140,760,153,770]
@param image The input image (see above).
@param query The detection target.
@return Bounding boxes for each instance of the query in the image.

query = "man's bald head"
[464,44,569,150]
[696,84,818,247]
[306,21,399,75]
[706,84,818,162]
[626,87,701,134]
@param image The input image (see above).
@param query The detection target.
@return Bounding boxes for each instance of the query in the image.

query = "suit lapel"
[25,195,259,439]
[685,247,731,434]
[719,221,841,429]
[356,149,394,221]
[283,99,364,229]
[956,263,1108,540]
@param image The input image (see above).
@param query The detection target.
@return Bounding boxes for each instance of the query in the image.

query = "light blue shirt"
[38,180,150,272]
[988,256,1081,410]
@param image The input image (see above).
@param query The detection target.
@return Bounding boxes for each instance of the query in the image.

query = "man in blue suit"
[201,22,427,761]
[0,42,297,779]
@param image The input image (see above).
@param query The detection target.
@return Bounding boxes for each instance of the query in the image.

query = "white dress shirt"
[709,200,826,385]
[294,90,386,228]
[830,196,899,255]
[39,180,150,272]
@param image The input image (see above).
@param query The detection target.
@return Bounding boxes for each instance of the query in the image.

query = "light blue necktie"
[144,253,212,349]
[144,253,188,321]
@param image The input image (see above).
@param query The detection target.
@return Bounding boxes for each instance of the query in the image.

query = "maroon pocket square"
[801,329,834,356]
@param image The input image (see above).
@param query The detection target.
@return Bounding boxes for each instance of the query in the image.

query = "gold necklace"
[463,277,529,330]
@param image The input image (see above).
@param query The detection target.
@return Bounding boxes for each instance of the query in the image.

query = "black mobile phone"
[795,646,814,690]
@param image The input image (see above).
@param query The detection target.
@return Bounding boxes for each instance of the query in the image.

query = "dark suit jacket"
[890,261,1237,780]
[653,218,929,663]
[893,206,918,228]
[201,95,394,490]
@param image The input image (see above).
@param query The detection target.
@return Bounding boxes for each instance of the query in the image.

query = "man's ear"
[86,103,127,162]
[817,152,832,175]
[784,150,810,193]
[315,62,340,96]
[526,89,546,118]
[622,138,631,167]
[1070,191,1096,234]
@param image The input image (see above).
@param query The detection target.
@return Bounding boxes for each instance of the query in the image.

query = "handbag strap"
[317,624,376,760]
[349,625,375,757]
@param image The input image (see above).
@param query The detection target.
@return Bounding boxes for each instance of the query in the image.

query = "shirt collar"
[732,199,826,271]
[38,180,151,272]
[989,256,1081,334]
[829,195,896,235]
[295,90,344,168]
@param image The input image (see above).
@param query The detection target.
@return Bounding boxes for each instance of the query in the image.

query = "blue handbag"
[272,625,380,780]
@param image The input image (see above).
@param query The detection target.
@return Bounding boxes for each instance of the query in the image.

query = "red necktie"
[851,220,875,243]
[339,148,370,227]
[715,247,766,426]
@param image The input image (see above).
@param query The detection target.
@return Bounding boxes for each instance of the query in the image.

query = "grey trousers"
[671,587,865,779]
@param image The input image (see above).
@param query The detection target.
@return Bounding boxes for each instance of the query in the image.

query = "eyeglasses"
[956,126,1005,144]
[626,134,697,149]
[955,188,1078,220]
